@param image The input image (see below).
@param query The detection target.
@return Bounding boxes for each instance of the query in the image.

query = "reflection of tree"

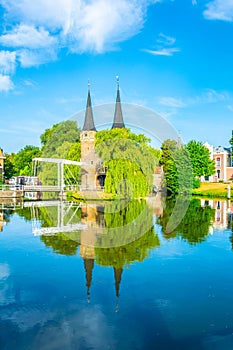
[157,198,215,244]
[95,200,160,268]
[38,205,81,255]
[15,207,32,221]
[41,233,80,256]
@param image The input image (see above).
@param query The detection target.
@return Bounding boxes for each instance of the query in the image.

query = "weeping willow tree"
[95,200,160,268]
[95,128,160,198]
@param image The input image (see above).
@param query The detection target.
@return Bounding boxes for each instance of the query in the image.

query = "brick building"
[202,142,233,182]
[80,80,125,191]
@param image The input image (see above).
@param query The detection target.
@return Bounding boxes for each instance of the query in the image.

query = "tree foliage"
[95,128,160,197]
[160,139,193,196]
[185,140,215,178]
[41,120,80,158]
[38,120,81,185]
[4,153,15,179]
[13,145,41,176]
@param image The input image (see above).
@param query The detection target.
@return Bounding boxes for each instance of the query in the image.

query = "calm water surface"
[0,197,233,350]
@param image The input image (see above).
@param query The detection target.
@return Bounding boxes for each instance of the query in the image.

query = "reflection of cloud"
[0,263,15,306]
[0,263,10,279]
[1,302,116,349]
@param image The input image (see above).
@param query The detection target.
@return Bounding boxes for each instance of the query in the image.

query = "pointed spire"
[114,267,123,312]
[84,258,94,303]
[112,76,125,129]
[82,81,96,131]
[114,267,123,298]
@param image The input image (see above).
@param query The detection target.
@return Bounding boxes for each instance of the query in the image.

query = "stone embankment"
[0,190,24,198]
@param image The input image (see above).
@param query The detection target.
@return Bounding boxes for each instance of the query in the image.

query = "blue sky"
[0,0,233,153]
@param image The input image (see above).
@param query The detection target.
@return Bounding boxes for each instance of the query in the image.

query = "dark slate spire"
[82,82,96,131]
[114,267,123,298]
[84,258,94,303]
[112,76,125,129]
[114,267,123,313]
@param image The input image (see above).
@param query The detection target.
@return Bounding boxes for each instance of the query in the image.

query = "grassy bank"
[192,182,233,199]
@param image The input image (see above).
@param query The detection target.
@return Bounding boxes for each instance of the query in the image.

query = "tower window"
[216,157,220,166]
[85,133,88,137]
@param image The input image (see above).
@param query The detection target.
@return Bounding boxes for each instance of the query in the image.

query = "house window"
[216,157,220,166]
[205,175,209,181]
[217,170,220,179]
[90,160,93,165]
[84,133,88,137]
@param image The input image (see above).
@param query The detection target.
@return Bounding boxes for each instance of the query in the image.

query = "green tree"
[13,145,41,176]
[3,153,15,179]
[160,139,193,195]
[186,140,215,179]
[39,120,81,185]
[41,120,80,158]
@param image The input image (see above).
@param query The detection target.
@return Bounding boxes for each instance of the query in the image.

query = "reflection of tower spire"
[114,267,123,312]
[112,76,125,129]
[84,259,94,303]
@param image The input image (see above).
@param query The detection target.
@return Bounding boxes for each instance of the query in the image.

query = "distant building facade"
[202,142,233,182]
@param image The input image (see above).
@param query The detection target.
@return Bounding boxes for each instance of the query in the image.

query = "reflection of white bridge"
[29,200,87,236]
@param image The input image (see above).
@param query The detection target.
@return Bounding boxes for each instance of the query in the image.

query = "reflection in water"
[1,197,233,349]
[157,198,216,244]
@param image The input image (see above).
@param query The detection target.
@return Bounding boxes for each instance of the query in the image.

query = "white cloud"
[157,33,176,45]
[159,97,186,108]
[0,74,14,92]
[191,88,228,104]
[144,32,180,56]
[0,0,152,54]
[157,89,228,111]
[17,48,57,67]
[144,47,180,56]
[0,50,16,74]
[0,24,57,49]
[227,105,233,112]
[204,0,233,21]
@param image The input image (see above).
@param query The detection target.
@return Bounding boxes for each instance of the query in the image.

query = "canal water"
[0,197,233,350]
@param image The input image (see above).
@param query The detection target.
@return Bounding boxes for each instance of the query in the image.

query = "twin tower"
[80,80,125,190]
